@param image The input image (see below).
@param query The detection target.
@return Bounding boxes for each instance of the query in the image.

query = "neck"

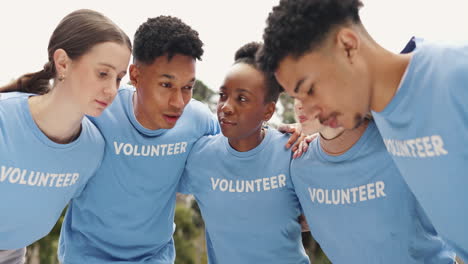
[228,127,265,152]
[320,120,368,156]
[366,43,412,112]
[133,91,160,130]
[28,86,84,144]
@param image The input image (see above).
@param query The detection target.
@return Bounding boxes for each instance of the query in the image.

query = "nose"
[104,81,118,100]
[169,89,185,110]
[220,98,234,115]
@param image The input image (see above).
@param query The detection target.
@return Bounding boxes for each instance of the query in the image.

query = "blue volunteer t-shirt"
[58,86,219,264]
[179,128,310,264]
[0,95,104,250]
[373,39,468,260]
[291,121,455,263]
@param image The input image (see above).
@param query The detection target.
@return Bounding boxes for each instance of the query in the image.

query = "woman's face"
[65,42,131,117]
[294,99,322,135]
[217,63,274,141]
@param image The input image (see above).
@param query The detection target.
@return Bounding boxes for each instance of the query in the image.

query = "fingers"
[278,124,295,134]
[287,129,301,149]
[293,140,306,158]
[305,133,319,143]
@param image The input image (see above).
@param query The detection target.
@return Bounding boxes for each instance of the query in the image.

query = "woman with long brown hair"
[0,9,131,263]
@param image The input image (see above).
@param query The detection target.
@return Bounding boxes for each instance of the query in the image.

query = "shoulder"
[91,86,134,124]
[81,117,105,149]
[0,96,27,119]
[79,117,106,169]
[114,84,135,106]
[268,128,290,146]
[118,84,136,94]
[410,41,468,99]
[262,128,294,165]
[0,92,32,101]
[190,134,223,154]
[0,93,28,105]
[266,128,292,154]
[109,84,135,109]
[184,99,214,120]
[291,137,319,169]
[415,41,468,68]
[177,99,218,136]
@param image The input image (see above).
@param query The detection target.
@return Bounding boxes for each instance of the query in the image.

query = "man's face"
[130,54,196,130]
[275,37,371,130]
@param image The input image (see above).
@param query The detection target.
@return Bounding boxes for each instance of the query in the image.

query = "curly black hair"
[258,0,363,72]
[234,42,282,103]
[133,16,203,64]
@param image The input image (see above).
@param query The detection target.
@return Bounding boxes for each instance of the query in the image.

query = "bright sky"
[1,0,468,91]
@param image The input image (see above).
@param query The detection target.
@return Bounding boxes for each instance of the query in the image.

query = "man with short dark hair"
[58,16,219,264]
[259,0,468,261]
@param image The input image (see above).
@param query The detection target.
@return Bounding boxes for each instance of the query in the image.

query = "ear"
[129,64,139,86]
[263,101,276,122]
[53,49,71,76]
[336,28,360,64]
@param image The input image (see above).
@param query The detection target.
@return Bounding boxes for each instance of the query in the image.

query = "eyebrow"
[161,74,175,79]
[160,74,196,83]
[99,63,127,75]
[98,63,116,70]
[294,78,306,93]
[236,88,254,95]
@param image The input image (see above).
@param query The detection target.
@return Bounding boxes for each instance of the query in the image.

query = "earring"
[58,74,65,81]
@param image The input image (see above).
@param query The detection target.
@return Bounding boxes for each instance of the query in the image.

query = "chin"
[220,128,234,138]
[161,122,177,129]
[85,109,105,117]
[341,120,355,130]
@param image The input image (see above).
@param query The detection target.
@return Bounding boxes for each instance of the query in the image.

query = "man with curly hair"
[58,16,219,264]
[258,0,468,261]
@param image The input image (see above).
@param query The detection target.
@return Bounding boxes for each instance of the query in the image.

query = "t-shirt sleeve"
[72,121,106,199]
[447,47,468,118]
[189,99,220,136]
[206,112,220,136]
[177,167,192,195]
[199,105,219,136]
[177,140,201,195]
[289,152,305,215]
[73,152,105,199]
